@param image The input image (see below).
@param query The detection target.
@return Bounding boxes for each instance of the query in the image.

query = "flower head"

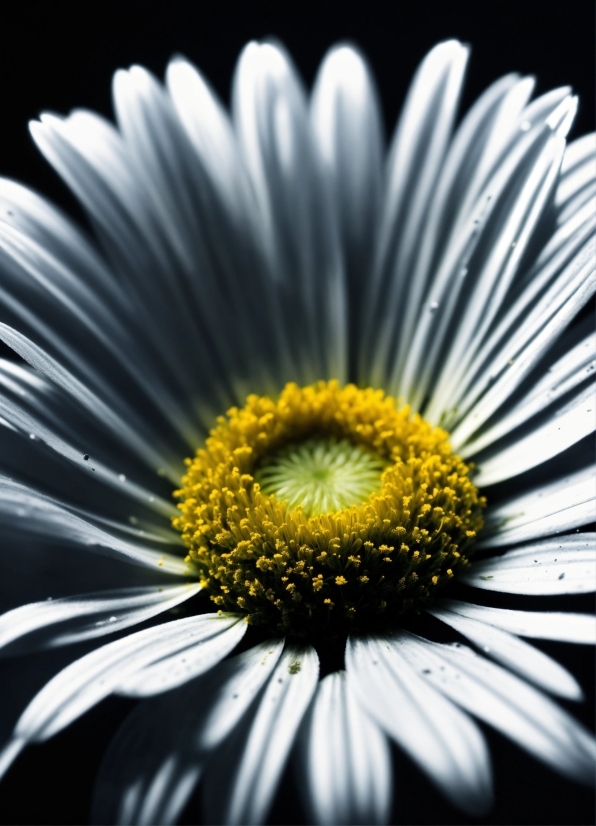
[0,37,594,825]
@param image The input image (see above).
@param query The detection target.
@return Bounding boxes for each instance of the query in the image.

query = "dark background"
[0,1,594,824]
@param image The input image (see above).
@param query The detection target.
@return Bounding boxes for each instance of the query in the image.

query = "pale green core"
[255,437,386,517]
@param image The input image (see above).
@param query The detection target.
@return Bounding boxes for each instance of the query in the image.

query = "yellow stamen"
[174,381,484,638]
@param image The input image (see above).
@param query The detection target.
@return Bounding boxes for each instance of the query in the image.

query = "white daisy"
[0,38,594,825]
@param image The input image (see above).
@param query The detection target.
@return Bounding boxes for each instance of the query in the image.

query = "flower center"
[255,437,386,517]
[174,381,484,640]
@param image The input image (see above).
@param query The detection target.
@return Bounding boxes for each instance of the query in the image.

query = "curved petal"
[91,641,283,825]
[346,634,493,815]
[0,477,186,574]
[479,465,595,547]
[460,534,596,594]
[112,65,283,400]
[458,332,595,456]
[557,133,596,212]
[0,613,244,780]
[0,583,201,655]
[300,670,392,826]
[203,644,319,825]
[310,44,383,348]
[473,382,595,486]
[233,40,346,383]
[0,323,178,488]
[365,40,469,387]
[429,604,583,699]
[115,618,246,697]
[445,214,595,435]
[396,87,573,406]
[437,600,596,644]
[395,632,596,785]
[423,122,569,419]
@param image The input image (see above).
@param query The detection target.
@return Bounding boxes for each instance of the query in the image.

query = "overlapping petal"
[300,671,392,825]
[0,34,593,826]
[91,642,284,825]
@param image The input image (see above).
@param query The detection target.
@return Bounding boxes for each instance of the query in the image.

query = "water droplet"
[118,474,126,482]
[129,516,138,525]
[511,240,517,248]
[520,120,531,131]
[108,616,117,623]
[148,496,155,503]
[83,454,89,461]
[429,301,439,313]
[29,433,36,440]
[460,267,468,278]
[46,597,52,601]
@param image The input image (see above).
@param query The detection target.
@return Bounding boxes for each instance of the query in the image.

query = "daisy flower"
[0,37,594,825]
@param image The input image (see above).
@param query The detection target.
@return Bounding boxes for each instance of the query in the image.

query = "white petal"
[0,188,193,472]
[233,40,346,383]
[29,110,232,438]
[301,671,391,826]
[387,72,527,397]
[0,613,243,781]
[0,323,179,491]
[0,477,186,574]
[113,65,284,400]
[425,125,567,420]
[436,599,596,644]
[447,215,594,433]
[166,58,253,224]
[397,86,573,407]
[0,583,200,655]
[116,617,246,697]
[395,632,595,785]
[460,534,596,594]
[480,465,595,547]
[0,386,177,517]
[458,333,595,455]
[310,45,383,310]
[473,381,595,486]
[365,40,469,387]
[91,641,283,826]
[204,644,319,825]
[557,133,596,209]
[429,605,583,699]
[346,635,492,815]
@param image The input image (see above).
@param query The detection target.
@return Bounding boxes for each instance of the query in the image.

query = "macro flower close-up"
[0,4,594,825]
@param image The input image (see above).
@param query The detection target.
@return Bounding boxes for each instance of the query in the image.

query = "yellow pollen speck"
[173,381,484,638]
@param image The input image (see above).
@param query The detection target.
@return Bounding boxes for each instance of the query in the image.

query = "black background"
[0,1,594,824]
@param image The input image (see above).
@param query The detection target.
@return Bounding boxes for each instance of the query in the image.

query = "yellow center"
[174,381,484,639]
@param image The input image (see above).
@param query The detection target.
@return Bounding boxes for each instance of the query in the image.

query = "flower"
[0,35,594,825]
